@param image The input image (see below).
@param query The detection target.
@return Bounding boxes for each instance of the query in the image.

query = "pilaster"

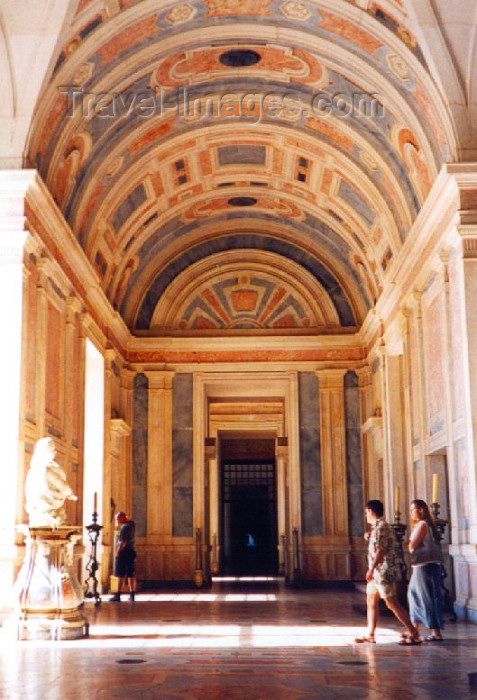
[145,371,175,539]
[276,438,289,578]
[457,229,477,542]
[0,172,31,608]
[316,369,348,536]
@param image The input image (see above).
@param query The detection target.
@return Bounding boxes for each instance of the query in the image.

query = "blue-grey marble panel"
[344,371,364,536]
[172,373,193,536]
[132,373,148,536]
[299,372,322,536]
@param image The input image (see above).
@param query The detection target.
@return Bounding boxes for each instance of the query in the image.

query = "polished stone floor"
[1,578,477,699]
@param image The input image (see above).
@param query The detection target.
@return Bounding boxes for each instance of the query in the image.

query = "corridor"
[1,579,476,699]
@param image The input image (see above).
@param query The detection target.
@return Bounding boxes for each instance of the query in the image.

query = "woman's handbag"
[410,534,442,565]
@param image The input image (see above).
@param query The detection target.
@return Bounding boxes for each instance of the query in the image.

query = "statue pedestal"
[10,526,88,640]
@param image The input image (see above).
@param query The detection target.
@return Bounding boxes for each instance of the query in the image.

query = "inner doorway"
[220,438,278,576]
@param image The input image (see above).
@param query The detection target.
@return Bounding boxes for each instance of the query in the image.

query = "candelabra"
[194,527,204,588]
[429,502,448,542]
[292,527,302,587]
[429,501,456,621]
[84,510,103,606]
[391,510,408,609]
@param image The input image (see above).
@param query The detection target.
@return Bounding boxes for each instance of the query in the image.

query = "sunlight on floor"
[131,592,277,601]
[0,622,399,650]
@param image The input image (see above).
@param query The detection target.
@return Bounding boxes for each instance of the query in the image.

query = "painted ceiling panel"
[26,0,456,336]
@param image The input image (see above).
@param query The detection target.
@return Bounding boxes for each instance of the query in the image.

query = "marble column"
[381,347,407,517]
[64,295,82,507]
[0,172,31,608]
[452,231,477,620]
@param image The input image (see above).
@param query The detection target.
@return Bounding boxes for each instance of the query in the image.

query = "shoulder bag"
[410,533,442,565]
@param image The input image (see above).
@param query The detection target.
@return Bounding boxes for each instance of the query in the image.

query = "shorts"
[114,547,136,577]
[366,579,396,599]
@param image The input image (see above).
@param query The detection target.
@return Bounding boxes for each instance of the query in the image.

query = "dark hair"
[366,499,384,517]
[410,499,438,539]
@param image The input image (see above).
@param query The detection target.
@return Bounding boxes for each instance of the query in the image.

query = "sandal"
[398,636,422,646]
[354,636,376,644]
[425,635,443,642]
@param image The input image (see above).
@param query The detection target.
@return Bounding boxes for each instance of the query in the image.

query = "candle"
[394,485,400,512]
[432,473,439,503]
[93,491,98,513]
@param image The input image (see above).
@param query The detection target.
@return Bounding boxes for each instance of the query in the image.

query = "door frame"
[193,371,301,582]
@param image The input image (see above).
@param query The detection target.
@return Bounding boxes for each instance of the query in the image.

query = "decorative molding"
[361,415,383,455]
[460,235,477,259]
[109,418,131,437]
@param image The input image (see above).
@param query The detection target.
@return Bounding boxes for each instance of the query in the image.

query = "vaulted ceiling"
[23,0,459,336]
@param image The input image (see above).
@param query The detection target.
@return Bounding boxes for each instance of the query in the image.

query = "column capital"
[65,294,82,324]
[109,418,131,438]
[457,229,477,259]
[0,171,37,255]
[0,229,29,263]
[355,365,371,386]
[0,169,38,206]
[144,370,175,390]
[315,368,347,389]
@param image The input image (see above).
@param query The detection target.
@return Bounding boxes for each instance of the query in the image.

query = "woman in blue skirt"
[407,499,444,642]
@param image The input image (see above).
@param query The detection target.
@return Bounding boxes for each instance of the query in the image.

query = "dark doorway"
[221,456,278,576]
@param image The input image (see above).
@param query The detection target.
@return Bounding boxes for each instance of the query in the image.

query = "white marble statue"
[25,437,78,527]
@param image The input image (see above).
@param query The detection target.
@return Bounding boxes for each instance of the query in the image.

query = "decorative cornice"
[361,163,477,349]
[457,228,477,258]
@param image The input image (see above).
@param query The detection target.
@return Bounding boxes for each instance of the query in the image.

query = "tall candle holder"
[391,510,408,582]
[429,501,447,542]
[292,527,302,587]
[84,510,103,606]
[429,501,456,621]
[194,527,204,588]
[391,509,408,608]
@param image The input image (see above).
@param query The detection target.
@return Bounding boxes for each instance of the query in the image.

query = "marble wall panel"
[24,258,38,422]
[449,252,465,421]
[132,373,148,536]
[422,282,446,436]
[45,301,63,421]
[298,372,322,536]
[455,437,470,532]
[409,307,421,444]
[172,373,193,537]
[344,371,364,536]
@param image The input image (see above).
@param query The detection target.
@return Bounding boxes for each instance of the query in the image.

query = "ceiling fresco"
[26,0,455,335]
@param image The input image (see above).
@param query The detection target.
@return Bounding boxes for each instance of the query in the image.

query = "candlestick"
[84,510,103,606]
[432,473,439,503]
[394,485,400,512]
[93,491,98,513]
